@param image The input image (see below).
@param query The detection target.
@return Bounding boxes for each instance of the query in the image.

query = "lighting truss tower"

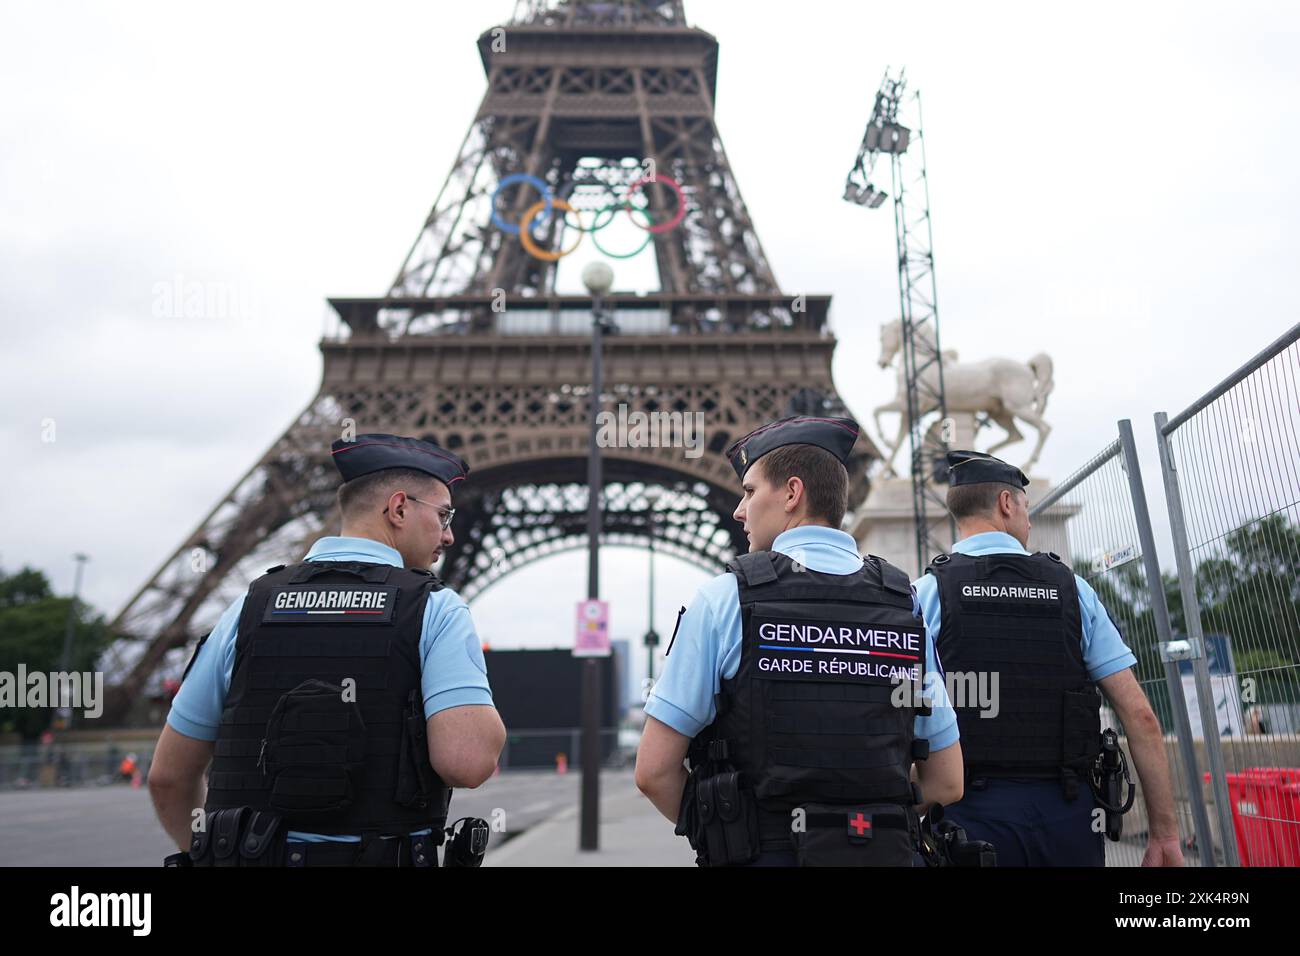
[844,68,953,571]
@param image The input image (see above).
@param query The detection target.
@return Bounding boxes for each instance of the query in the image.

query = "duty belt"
[284,833,438,867]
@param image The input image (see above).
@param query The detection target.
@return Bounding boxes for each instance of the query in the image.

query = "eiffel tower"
[102,0,880,723]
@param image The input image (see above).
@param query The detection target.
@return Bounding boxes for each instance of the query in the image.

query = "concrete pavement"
[0,768,692,867]
[486,769,695,867]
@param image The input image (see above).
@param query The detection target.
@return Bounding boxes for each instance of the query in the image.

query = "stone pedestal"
[850,475,1078,579]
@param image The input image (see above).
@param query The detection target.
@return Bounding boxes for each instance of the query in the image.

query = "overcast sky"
[2,1,1297,694]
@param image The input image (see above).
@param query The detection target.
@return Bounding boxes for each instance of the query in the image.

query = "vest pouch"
[396,688,437,809]
[791,803,916,867]
[696,771,759,866]
[189,807,284,867]
[260,679,367,821]
[1061,686,1102,770]
[237,810,284,867]
[189,806,248,867]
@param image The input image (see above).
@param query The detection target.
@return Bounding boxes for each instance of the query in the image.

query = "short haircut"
[756,443,849,527]
[946,481,1024,521]
[337,468,444,519]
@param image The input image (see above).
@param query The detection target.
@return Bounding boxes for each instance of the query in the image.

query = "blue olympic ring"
[491,173,554,236]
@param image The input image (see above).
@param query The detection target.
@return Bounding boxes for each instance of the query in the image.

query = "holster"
[443,817,490,867]
[674,768,703,861]
[927,805,998,867]
[790,803,917,867]
[1090,727,1133,841]
[1104,775,1124,841]
[695,770,760,866]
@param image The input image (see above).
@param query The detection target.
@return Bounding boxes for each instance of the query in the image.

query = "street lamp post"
[57,553,90,728]
[644,486,663,689]
[580,260,614,852]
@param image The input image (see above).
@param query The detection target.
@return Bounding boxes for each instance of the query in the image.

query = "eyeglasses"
[409,496,456,530]
[384,496,456,530]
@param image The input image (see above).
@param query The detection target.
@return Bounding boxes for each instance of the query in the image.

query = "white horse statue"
[872,319,1054,477]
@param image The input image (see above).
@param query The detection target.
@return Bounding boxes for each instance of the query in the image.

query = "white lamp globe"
[581,260,615,296]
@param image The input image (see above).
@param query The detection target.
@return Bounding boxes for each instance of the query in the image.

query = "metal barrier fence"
[1155,321,1300,868]
[497,727,630,771]
[1032,421,1215,866]
[0,742,156,790]
[1,727,634,790]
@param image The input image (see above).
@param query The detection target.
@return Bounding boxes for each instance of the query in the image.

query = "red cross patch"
[848,811,873,839]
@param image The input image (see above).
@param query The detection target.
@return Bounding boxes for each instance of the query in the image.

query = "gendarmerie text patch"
[262,585,398,624]
[959,583,1061,603]
[750,613,924,685]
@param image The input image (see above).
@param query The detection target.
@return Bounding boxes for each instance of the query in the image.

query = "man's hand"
[1098,669,1183,866]
[1142,835,1185,867]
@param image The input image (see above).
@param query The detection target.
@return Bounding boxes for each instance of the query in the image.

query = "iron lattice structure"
[845,68,953,572]
[102,0,878,722]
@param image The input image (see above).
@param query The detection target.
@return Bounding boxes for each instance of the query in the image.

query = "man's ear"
[999,488,1016,519]
[785,476,803,512]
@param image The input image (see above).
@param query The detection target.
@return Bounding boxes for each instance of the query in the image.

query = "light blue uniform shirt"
[911,531,1137,681]
[167,535,494,843]
[646,525,960,752]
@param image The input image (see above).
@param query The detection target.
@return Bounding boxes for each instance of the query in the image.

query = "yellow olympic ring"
[519,198,583,261]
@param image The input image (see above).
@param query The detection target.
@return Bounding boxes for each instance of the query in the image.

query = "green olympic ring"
[590,202,655,259]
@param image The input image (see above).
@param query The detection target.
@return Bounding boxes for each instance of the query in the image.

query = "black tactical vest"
[204,560,451,837]
[699,551,929,841]
[927,550,1101,787]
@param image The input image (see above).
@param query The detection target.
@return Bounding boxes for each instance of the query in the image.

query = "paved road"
[0,769,596,866]
[0,773,1171,867]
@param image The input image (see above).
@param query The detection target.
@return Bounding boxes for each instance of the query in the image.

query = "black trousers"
[942,778,1105,867]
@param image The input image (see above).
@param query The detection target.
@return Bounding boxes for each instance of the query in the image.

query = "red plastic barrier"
[1207,768,1300,866]
[1261,776,1300,867]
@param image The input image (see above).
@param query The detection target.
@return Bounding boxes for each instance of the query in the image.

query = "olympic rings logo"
[490,172,687,261]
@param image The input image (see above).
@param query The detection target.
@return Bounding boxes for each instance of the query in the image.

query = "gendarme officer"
[635,416,964,866]
[148,433,506,866]
[913,449,1184,866]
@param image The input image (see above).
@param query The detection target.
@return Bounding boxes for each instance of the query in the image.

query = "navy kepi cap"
[726,416,860,480]
[945,449,1028,488]
[331,433,470,487]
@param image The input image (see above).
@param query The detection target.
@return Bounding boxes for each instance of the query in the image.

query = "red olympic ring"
[624,175,686,234]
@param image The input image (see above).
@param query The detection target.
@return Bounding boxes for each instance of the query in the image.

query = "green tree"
[1194,516,1300,666]
[1078,558,1172,699]
[1161,515,1300,706]
[0,566,112,740]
